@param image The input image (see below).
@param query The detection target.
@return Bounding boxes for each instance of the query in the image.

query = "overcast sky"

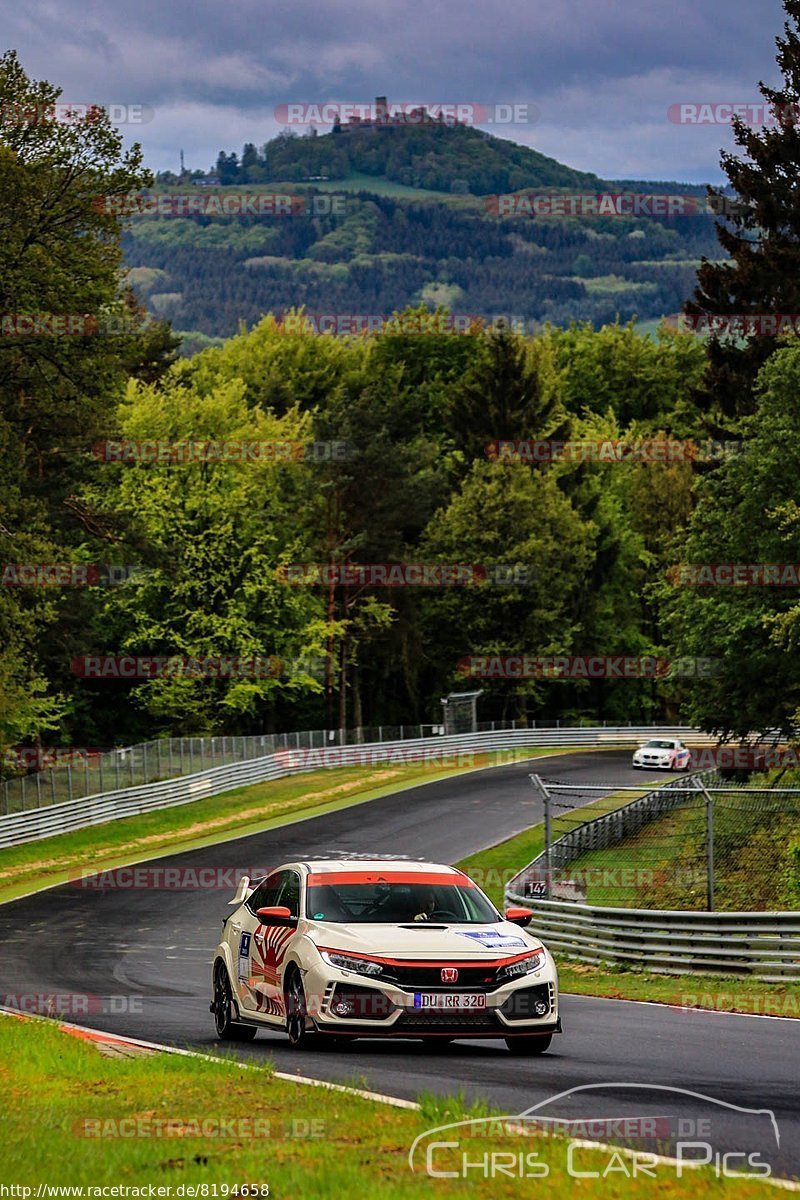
[4,0,790,181]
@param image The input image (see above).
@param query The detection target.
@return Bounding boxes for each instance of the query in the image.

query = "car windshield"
[644,740,675,749]
[305,878,499,923]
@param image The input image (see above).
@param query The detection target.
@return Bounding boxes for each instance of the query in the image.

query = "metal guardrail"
[501,896,800,980]
[0,725,707,849]
[505,773,800,979]
[0,718,695,818]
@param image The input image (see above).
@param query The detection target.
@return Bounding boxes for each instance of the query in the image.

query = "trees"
[418,460,593,719]
[448,322,570,462]
[685,0,800,430]
[80,373,326,738]
[666,343,800,737]
[0,52,152,758]
[544,320,706,431]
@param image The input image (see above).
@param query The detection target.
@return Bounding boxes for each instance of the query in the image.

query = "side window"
[246,874,282,915]
[276,870,301,917]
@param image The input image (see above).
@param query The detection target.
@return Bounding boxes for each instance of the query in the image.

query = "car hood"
[304,921,540,959]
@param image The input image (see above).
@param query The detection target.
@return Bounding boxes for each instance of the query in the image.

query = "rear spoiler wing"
[229,875,254,906]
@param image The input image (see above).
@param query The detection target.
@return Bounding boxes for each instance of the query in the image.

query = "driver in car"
[413,888,438,921]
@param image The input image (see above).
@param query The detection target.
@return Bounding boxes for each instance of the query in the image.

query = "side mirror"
[256,905,297,927]
[505,906,534,927]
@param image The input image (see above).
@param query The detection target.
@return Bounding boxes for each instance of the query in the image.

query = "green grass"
[578,275,659,295]
[0,746,573,906]
[456,785,649,909]
[455,787,800,1016]
[556,961,800,1015]
[562,782,800,911]
[0,1016,775,1195]
[183,176,466,202]
[290,173,460,200]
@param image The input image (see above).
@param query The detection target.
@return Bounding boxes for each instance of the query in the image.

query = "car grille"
[377,964,501,992]
[396,1009,499,1032]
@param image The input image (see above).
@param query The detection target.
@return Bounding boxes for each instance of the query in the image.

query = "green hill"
[135,123,724,346]
[237,120,607,194]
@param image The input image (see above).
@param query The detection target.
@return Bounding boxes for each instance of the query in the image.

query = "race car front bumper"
[302,960,560,1038]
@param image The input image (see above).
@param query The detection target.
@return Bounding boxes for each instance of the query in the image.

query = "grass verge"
[0,747,571,906]
[0,1015,776,1195]
[455,789,800,1018]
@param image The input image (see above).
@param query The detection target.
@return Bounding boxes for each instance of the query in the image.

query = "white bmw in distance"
[632,738,691,771]
[211,858,560,1054]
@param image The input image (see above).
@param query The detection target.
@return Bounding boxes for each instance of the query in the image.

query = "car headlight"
[320,949,384,977]
[496,950,546,981]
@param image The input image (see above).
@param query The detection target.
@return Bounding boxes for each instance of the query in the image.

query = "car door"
[247,869,301,1021]
[228,873,282,1017]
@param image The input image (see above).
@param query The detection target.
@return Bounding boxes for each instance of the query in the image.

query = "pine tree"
[685,0,800,432]
[449,322,569,461]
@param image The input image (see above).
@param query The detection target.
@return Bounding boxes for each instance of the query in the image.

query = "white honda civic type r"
[211,858,561,1054]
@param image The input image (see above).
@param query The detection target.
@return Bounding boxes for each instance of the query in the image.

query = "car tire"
[505,1034,552,1055]
[285,967,314,1049]
[213,961,258,1041]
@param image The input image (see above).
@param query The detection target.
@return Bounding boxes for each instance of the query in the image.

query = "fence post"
[529,774,552,898]
[696,777,715,911]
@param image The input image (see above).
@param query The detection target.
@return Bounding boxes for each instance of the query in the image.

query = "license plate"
[413,992,487,1010]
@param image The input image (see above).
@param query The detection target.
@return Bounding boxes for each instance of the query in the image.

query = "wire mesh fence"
[0,718,685,819]
[516,774,800,912]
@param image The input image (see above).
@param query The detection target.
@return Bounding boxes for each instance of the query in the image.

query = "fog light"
[534,1001,548,1016]
[333,1000,354,1016]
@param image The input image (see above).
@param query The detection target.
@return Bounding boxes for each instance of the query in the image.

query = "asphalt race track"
[1,750,798,1180]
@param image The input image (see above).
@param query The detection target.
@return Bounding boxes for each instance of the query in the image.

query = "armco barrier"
[0,726,707,849]
[505,773,800,980]
[501,895,800,980]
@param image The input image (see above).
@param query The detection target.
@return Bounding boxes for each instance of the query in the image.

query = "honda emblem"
[440,967,458,983]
